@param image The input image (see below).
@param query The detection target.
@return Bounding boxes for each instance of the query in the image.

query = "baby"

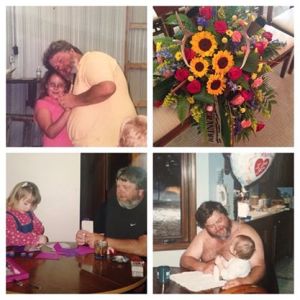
[119,115,147,147]
[215,234,255,280]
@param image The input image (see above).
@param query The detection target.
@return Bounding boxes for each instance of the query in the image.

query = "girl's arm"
[6,214,40,246]
[35,107,71,138]
[31,212,45,235]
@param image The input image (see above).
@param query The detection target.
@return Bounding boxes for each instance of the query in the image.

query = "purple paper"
[53,243,77,256]
[75,246,94,256]
[35,252,61,260]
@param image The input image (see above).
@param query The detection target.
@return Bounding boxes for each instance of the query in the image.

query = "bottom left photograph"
[6,153,147,294]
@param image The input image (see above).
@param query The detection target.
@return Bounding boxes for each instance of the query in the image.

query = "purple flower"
[196,17,208,27]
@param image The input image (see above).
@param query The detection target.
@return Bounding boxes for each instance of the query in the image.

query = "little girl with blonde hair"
[6,181,47,247]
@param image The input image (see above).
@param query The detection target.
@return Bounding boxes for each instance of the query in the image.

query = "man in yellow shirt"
[43,40,137,146]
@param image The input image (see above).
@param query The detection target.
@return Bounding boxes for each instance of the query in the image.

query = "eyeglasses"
[48,82,65,89]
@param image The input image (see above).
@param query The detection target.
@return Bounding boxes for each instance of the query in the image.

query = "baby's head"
[119,115,147,147]
[230,234,256,260]
[7,182,41,212]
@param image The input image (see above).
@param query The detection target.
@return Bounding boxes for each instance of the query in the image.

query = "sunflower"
[206,74,226,96]
[212,50,234,75]
[190,31,217,57]
[190,57,209,78]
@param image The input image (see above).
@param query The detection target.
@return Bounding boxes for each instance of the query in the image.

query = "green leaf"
[153,36,174,47]
[176,96,189,123]
[236,52,259,73]
[153,77,176,101]
[237,76,250,90]
[165,13,197,32]
[193,90,215,104]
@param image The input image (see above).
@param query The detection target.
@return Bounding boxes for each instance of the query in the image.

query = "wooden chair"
[266,6,294,77]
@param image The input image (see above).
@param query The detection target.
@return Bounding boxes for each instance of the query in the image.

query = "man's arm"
[77,230,147,257]
[59,81,116,108]
[180,232,215,273]
[106,234,147,257]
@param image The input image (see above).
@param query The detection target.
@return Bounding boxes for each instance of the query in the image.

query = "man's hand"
[76,230,90,245]
[59,93,79,109]
[202,260,215,274]
[85,233,105,248]
[223,278,245,289]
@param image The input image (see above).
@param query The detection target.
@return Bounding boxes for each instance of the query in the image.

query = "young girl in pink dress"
[6,182,48,247]
[35,70,73,146]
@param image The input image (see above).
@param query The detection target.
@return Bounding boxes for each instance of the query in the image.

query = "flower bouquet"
[153,6,285,146]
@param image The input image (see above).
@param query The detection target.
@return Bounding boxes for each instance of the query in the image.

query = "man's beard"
[118,198,143,210]
[207,218,232,240]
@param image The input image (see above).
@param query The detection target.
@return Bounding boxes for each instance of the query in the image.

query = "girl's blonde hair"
[6,182,41,210]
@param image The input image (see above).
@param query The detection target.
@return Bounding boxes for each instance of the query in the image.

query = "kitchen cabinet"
[247,209,293,264]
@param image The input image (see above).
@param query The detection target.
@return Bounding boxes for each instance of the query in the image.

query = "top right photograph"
[153,6,294,147]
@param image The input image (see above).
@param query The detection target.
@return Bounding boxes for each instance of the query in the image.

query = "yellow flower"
[226,29,233,37]
[237,85,242,91]
[212,50,234,75]
[190,57,209,78]
[190,31,218,57]
[232,15,237,21]
[257,63,264,73]
[240,107,246,113]
[163,93,176,107]
[175,51,183,61]
[256,90,264,102]
[222,37,228,44]
[251,73,257,80]
[187,96,195,104]
[206,74,226,96]
[198,25,203,31]
[156,42,162,52]
[190,106,202,123]
[188,75,195,82]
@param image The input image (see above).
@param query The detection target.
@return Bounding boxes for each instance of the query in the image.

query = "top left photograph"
[6,6,147,147]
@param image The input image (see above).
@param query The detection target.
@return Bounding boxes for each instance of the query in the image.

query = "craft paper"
[170,271,226,292]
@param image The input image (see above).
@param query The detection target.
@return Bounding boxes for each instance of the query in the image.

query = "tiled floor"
[275,257,294,293]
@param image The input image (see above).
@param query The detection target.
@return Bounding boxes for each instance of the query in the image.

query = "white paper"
[81,220,94,233]
[170,271,226,292]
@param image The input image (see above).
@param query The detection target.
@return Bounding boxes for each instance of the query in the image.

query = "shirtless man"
[180,201,265,289]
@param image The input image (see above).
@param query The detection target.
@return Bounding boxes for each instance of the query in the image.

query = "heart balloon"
[229,153,275,191]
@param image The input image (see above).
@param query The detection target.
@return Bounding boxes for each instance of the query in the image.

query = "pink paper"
[75,246,94,256]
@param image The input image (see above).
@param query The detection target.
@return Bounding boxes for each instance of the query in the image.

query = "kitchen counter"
[247,207,291,221]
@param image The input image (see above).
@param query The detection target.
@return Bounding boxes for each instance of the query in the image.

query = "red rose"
[175,68,190,82]
[228,66,242,81]
[241,90,253,101]
[214,20,228,34]
[255,42,266,55]
[256,122,265,132]
[187,80,202,94]
[199,6,213,20]
[184,48,196,62]
[262,31,273,41]
[154,100,163,107]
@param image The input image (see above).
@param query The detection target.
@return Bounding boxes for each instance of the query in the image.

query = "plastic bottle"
[36,66,42,80]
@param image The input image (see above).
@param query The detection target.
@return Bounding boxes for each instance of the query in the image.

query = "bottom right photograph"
[153,153,294,294]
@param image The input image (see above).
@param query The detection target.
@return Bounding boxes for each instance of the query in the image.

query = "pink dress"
[35,96,73,147]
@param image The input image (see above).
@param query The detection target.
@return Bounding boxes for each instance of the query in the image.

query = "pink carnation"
[241,90,253,101]
[241,119,252,128]
[232,31,242,42]
[184,48,196,62]
[230,94,245,106]
[251,77,264,88]
[256,122,265,132]
[262,32,273,41]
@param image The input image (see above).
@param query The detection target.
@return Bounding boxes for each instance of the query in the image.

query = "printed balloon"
[230,153,275,190]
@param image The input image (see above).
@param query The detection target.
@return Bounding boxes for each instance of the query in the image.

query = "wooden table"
[6,250,146,294]
[153,267,266,294]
